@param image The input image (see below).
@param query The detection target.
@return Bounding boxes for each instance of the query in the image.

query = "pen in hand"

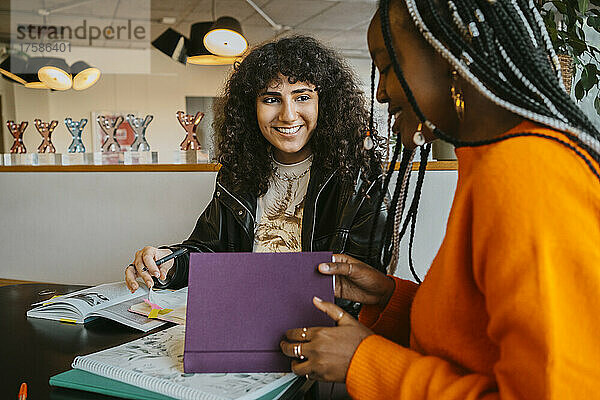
[147,248,188,301]
[155,247,188,267]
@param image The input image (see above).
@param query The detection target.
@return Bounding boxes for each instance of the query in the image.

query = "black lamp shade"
[204,16,247,57]
[152,28,188,64]
[0,55,28,85]
[37,57,72,90]
[187,21,238,65]
[22,57,51,88]
[70,61,101,90]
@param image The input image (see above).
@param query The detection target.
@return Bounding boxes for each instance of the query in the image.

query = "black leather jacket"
[156,166,386,313]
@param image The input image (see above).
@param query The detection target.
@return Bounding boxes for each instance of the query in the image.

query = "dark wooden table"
[0,283,329,400]
[0,283,163,399]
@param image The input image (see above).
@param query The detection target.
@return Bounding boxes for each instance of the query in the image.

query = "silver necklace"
[273,165,311,181]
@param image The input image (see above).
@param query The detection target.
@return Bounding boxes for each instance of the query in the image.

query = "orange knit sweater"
[346,121,600,399]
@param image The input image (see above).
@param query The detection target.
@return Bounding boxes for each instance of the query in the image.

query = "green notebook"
[50,369,295,400]
[50,369,174,400]
[49,325,297,400]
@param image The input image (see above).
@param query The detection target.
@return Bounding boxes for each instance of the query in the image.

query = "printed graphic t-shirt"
[253,155,313,253]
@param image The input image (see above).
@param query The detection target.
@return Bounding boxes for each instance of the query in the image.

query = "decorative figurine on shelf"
[34,119,58,153]
[64,118,88,153]
[126,114,153,152]
[176,111,203,150]
[7,120,28,154]
[97,115,124,152]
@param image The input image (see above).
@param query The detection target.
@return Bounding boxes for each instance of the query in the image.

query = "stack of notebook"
[50,251,334,400]
[50,325,298,400]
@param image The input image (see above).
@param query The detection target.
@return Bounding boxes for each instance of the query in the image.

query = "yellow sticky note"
[148,309,160,319]
[59,318,77,324]
[43,295,63,306]
[158,308,173,315]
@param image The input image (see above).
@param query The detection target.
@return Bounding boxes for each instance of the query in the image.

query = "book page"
[29,282,166,330]
[91,296,166,332]
[73,325,294,400]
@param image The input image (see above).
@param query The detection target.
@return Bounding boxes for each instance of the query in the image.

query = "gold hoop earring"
[413,123,425,146]
[451,70,464,121]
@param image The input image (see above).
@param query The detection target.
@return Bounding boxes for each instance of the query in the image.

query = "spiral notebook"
[55,325,297,400]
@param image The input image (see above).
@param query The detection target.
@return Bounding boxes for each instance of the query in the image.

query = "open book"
[51,325,298,400]
[27,282,167,332]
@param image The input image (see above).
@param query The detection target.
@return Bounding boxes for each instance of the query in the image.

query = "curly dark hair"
[214,35,381,196]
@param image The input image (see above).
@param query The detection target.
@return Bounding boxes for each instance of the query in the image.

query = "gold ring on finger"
[298,343,305,360]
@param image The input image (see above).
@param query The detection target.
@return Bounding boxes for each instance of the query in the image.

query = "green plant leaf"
[594,95,600,115]
[588,16,600,33]
[552,0,568,14]
[578,0,589,13]
[580,64,598,91]
[575,80,585,100]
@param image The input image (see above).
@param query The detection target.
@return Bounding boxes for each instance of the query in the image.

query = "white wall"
[0,170,457,285]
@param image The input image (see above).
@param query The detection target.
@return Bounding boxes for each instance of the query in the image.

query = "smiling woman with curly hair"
[124,35,387,316]
[215,35,379,196]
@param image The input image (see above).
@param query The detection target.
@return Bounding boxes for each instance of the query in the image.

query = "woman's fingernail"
[314,296,323,303]
[319,263,329,271]
[154,271,160,278]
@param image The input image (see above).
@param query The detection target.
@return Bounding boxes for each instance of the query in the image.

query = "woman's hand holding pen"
[125,247,173,292]
[319,253,395,309]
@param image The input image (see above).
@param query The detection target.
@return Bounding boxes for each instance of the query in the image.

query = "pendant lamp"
[37,57,72,90]
[187,22,239,65]
[23,57,51,89]
[70,61,101,90]
[0,55,28,85]
[152,28,188,64]
[203,16,248,57]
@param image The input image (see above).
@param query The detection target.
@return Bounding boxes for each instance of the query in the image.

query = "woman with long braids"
[124,36,387,317]
[280,0,600,397]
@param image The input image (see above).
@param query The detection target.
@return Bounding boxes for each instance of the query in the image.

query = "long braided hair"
[371,0,600,281]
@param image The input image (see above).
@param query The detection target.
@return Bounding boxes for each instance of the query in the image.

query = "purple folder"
[184,251,335,373]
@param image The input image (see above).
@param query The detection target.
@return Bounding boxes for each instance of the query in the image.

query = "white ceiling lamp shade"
[71,61,101,90]
[187,22,239,65]
[203,16,248,57]
[37,57,72,90]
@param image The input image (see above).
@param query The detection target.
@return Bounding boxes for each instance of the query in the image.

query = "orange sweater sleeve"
[358,277,418,346]
[346,134,600,399]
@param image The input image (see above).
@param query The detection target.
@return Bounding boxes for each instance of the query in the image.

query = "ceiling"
[0,0,379,59]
